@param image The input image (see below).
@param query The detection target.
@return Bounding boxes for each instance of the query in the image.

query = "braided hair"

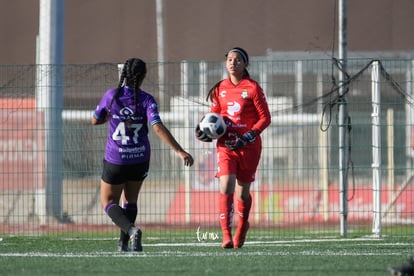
[109,58,147,116]
[206,47,250,102]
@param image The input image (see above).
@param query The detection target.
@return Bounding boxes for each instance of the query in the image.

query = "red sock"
[234,195,252,248]
[237,194,252,224]
[219,193,234,243]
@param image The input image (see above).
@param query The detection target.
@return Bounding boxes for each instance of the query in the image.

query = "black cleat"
[389,257,414,275]
[130,227,143,252]
[117,239,129,252]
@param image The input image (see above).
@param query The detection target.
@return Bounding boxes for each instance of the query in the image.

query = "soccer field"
[0,235,411,275]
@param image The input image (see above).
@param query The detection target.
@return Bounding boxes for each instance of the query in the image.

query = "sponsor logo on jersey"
[120,107,133,117]
[227,101,241,116]
[119,145,146,153]
[113,107,142,121]
[120,145,146,159]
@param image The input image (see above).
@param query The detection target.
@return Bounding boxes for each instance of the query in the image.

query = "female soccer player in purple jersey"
[92,58,194,252]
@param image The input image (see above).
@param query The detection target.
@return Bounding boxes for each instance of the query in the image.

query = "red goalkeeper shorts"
[215,144,261,183]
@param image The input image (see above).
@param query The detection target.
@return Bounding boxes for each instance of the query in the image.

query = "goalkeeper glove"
[195,124,212,142]
[225,130,256,150]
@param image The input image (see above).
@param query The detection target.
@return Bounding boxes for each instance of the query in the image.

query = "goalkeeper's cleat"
[130,227,143,252]
[117,239,129,252]
[221,239,234,249]
[221,231,233,249]
[233,221,250,248]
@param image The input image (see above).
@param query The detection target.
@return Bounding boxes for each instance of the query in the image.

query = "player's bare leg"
[101,182,132,251]
[101,180,143,252]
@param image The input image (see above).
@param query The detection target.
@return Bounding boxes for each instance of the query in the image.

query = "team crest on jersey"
[241,90,248,99]
[220,90,227,98]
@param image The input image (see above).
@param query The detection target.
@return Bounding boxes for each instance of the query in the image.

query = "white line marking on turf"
[1,238,409,258]
[0,250,406,258]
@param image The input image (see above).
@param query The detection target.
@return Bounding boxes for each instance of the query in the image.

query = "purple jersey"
[93,86,161,165]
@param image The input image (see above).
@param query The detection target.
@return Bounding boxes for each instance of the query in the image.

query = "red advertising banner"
[167,184,414,225]
[0,99,44,190]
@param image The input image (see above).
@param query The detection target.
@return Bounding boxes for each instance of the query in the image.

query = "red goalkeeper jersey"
[210,77,271,148]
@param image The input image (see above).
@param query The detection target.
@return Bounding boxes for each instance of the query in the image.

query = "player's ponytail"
[108,58,147,116]
[206,80,221,103]
[108,60,128,114]
[130,59,146,117]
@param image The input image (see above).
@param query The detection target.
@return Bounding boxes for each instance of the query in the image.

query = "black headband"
[227,48,248,63]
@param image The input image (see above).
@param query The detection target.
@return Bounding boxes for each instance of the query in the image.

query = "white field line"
[0,238,411,258]
[0,250,406,258]
[60,236,412,247]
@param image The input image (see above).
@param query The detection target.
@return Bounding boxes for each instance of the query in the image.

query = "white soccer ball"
[199,112,227,139]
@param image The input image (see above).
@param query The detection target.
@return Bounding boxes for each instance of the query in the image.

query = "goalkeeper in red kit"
[196,47,271,249]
